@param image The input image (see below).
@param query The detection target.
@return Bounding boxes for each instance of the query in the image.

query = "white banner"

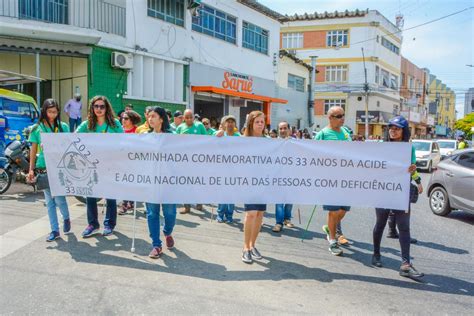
[42,134,412,210]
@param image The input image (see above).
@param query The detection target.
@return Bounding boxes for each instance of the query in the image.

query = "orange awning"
[191,86,287,104]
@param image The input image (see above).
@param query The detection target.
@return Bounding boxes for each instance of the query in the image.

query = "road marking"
[0,207,84,259]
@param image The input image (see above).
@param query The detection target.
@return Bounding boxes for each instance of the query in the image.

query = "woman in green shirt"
[76,96,123,238]
[27,99,71,242]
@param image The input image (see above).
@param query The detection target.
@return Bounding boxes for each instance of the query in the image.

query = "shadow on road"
[445,210,474,226]
[50,232,473,297]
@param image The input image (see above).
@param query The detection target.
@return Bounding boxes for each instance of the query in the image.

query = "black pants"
[373,208,411,264]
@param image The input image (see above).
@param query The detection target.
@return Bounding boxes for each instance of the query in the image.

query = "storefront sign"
[221,71,253,93]
[42,133,412,210]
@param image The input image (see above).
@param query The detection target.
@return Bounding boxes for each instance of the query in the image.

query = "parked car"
[412,140,441,172]
[0,88,39,145]
[427,149,474,216]
[436,139,458,159]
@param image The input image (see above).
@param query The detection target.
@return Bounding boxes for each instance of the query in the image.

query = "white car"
[436,139,458,159]
[412,140,441,173]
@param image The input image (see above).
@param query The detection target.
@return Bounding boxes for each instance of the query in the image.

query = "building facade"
[465,88,474,116]
[280,10,402,136]
[426,73,456,137]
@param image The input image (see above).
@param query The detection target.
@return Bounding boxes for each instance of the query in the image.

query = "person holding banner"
[145,106,177,258]
[177,109,207,214]
[76,96,124,237]
[241,111,267,264]
[314,106,352,256]
[27,99,71,242]
[214,115,241,223]
[372,116,424,278]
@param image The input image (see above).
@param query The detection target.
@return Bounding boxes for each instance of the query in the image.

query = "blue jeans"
[44,189,70,232]
[69,117,81,132]
[145,203,177,248]
[275,204,293,225]
[86,198,117,229]
[217,204,234,220]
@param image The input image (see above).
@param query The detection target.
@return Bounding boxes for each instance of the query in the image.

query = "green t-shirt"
[76,119,124,133]
[314,127,351,141]
[28,122,70,169]
[176,122,207,135]
[458,141,467,149]
[206,128,216,136]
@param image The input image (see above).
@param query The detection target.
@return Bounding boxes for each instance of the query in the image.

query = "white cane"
[131,201,137,253]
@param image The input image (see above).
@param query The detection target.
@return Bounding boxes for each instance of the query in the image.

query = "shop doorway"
[239,101,262,129]
[194,98,224,129]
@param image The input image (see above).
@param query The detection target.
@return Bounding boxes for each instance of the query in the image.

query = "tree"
[454,113,474,139]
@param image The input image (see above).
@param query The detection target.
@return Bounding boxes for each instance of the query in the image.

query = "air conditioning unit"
[111,52,133,69]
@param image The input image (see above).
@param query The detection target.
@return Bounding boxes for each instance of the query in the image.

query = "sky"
[259,0,474,118]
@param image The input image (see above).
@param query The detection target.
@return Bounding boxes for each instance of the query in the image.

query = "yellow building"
[427,75,456,136]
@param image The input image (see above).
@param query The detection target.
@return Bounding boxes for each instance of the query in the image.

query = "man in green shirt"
[170,111,183,132]
[202,118,216,136]
[457,135,468,149]
[177,109,207,214]
[314,106,351,256]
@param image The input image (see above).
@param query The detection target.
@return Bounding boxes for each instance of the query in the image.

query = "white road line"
[0,207,85,259]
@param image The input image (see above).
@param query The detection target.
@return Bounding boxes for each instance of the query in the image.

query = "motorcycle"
[0,138,33,194]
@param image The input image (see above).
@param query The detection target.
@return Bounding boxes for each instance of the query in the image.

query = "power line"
[350,6,474,47]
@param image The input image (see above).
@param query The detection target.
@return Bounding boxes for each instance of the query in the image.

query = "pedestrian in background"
[64,93,82,131]
[136,106,153,134]
[121,110,141,134]
[202,118,216,136]
[170,111,183,132]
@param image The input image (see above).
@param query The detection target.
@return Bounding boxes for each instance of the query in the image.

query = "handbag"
[35,171,50,191]
[409,183,419,204]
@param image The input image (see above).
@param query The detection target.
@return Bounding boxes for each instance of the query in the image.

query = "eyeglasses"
[331,114,345,119]
[203,122,209,126]
[122,117,130,121]
[93,103,106,110]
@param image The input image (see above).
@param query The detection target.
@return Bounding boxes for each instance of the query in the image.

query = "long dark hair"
[385,125,411,142]
[148,106,171,133]
[33,98,63,133]
[87,95,117,131]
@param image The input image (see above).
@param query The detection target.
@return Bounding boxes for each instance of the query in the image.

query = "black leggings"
[373,208,411,264]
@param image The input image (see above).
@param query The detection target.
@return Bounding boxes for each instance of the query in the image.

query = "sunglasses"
[331,114,345,119]
[203,122,209,125]
[122,117,130,121]
[93,103,106,110]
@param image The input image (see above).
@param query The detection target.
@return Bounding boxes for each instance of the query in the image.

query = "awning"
[0,70,43,86]
[192,86,287,104]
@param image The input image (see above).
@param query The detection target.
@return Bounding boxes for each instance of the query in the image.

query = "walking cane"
[131,201,137,253]
[301,205,317,242]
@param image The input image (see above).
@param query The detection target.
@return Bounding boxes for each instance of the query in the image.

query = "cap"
[173,111,183,118]
[221,115,236,125]
[388,116,408,129]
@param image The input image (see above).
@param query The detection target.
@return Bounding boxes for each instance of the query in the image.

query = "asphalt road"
[0,173,473,315]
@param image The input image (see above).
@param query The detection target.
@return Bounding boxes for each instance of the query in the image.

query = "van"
[0,88,39,144]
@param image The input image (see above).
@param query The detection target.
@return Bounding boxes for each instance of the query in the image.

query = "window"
[456,152,474,169]
[326,30,348,47]
[242,21,269,54]
[148,0,185,27]
[325,65,348,83]
[381,37,400,55]
[192,5,236,44]
[409,76,414,90]
[375,66,380,84]
[324,99,346,114]
[288,74,305,92]
[401,73,406,87]
[381,69,390,88]
[282,33,303,49]
[390,74,398,90]
[19,0,68,24]
[2,99,34,118]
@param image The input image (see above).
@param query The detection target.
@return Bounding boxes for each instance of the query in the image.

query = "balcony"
[0,0,125,37]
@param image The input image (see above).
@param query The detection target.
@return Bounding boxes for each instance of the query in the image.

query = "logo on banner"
[57,138,99,195]
[221,71,253,93]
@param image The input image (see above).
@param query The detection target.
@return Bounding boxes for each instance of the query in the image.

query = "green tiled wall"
[122,99,186,123]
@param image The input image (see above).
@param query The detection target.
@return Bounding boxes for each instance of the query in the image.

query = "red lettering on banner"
[221,72,253,93]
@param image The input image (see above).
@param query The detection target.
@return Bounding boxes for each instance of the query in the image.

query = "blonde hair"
[244,111,265,137]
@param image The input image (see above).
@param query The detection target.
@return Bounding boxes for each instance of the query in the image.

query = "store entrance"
[239,101,262,129]
[194,98,224,129]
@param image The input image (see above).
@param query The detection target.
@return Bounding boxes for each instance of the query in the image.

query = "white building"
[465,88,474,116]
[280,9,402,136]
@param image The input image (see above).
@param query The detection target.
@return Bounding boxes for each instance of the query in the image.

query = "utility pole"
[309,56,317,127]
[361,48,369,139]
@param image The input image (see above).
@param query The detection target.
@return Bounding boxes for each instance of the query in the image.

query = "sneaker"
[118,207,128,215]
[400,263,424,278]
[329,242,343,256]
[102,226,114,236]
[272,224,283,232]
[410,238,418,244]
[372,254,382,267]
[149,247,163,259]
[46,231,60,242]
[284,219,295,228]
[196,204,204,211]
[322,225,330,241]
[63,219,71,234]
[387,230,399,239]
[250,247,262,260]
[179,206,191,214]
[82,225,99,238]
[337,234,350,246]
[226,217,233,224]
[165,235,175,249]
[216,216,225,223]
[242,250,252,264]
